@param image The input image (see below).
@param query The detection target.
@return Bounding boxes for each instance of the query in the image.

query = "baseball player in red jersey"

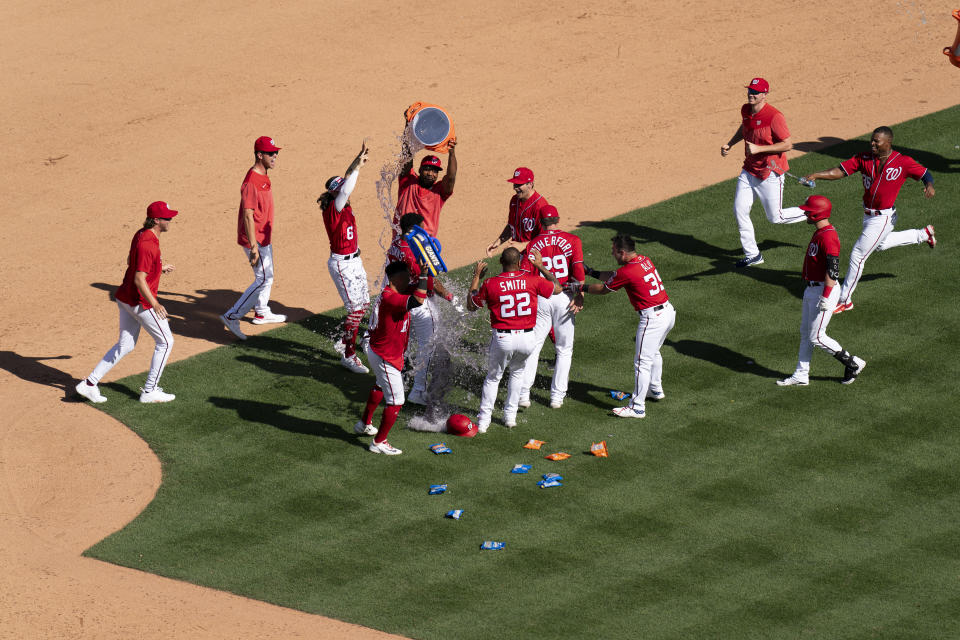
[776,195,866,386]
[468,248,560,431]
[486,167,555,256]
[393,137,458,236]
[386,213,457,405]
[721,78,807,267]
[354,261,429,455]
[76,201,179,404]
[517,210,585,409]
[798,126,936,314]
[572,235,676,418]
[221,136,286,340]
[319,142,372,374]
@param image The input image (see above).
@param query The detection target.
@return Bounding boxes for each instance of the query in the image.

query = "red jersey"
[801,225,841,282]
[386,236,434,292]
[520,229,585,287]
[368,287,413,370]
[839,151,927,210]
[507,192,551,242]
[604,255,669,311]
[740,103,790,179]
[236,169,274,248]
[115,228,162,309]
[471,271,555,330]
[394,169,450,236]
[322,201,359,254]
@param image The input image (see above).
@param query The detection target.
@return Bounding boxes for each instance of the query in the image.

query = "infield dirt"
[2,1,957,637]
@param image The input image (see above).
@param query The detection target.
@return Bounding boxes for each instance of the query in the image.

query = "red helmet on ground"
[446,413,479,437]
[799,194,832,222]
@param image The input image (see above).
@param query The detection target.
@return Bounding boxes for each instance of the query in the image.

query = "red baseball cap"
[147,201,178,219]
[420,155,443,170]
[540,204,559,220]
[508,167,535,184]
[254,136,282,152]
[745,77,769,93]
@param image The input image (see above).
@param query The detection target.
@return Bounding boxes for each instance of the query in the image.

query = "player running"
[797,126,936,314]
[775,195,866,386]
[319,142,373,374]
[573,235,676,418]
[354,261,429,455]
[720,78,807,267]
[468,248,560,432]
[517,208,585,409]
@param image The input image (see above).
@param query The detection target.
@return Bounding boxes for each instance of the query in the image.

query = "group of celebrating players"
[75,82,940,456]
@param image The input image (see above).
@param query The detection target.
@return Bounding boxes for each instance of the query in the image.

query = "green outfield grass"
[86,106,960,639]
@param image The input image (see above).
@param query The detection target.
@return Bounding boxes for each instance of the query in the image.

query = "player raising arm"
[571,234,675,419]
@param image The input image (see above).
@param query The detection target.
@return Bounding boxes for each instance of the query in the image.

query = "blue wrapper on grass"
[446,509,464,520]
[430,443,452,454]
[610,390,629,400]
[542,473,563,481]
[429,484,448,495]
[538,478,563,489]
[480,541,506,550]
[511,464,532,474]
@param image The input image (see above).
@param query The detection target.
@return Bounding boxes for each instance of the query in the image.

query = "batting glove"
[816,296,830,312]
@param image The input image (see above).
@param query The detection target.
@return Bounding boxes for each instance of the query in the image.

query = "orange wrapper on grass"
[523,439,546,450]
[590,441,609,457]
[405,102,457,152]
[945,9,960,68]
[545,452,571,461]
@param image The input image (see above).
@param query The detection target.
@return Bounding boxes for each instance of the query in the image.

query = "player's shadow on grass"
[794,138,960,174]
[0,351,79,400]
[578,220,802,295]
[666,339,783,379]
[208,396,367,449]
[89,283,315,345]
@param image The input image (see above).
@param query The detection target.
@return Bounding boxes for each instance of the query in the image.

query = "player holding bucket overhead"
[395,103,458,237]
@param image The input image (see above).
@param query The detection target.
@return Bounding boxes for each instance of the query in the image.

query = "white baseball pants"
[365,344,405,405]
[408,297,437,396]
[328,252,370,313]
[520,292,576,404]
[477,329,537,426]
[88,300,174,392]
[627,302,676,412]
[225,244,275,319]
[734,170,807,258]
[838,211,930,306]
[789,283,842,381]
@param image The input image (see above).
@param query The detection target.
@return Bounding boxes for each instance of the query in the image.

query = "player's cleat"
[341,354,370,374]
[735,253,764,268]
[646,387,666,400]
[925,224,936,248]
[369,440,402,455]
[406,389,427,406]
[518,396,531,408]
[220,313,247,340]
[841,357,866,385]
[612,406,646,418]
[549,399,563,409]
[354,420,377,436]
[476,420,490,434]
[504,416,517,428]
[139,387,175,403]
[776,375,809,386]
[833,302,854,314]
[75,380,107,403]
[252,310,287,324]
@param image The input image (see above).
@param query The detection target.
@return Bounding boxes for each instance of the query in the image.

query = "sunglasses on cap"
[747,88,764,96]
[260,151,278,157]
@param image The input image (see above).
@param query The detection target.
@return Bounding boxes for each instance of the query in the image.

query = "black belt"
[864,208,894,216]
[639,304,665,313]
[496,328,534,333]
[334,250,360,260]
[806,280,824,287]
